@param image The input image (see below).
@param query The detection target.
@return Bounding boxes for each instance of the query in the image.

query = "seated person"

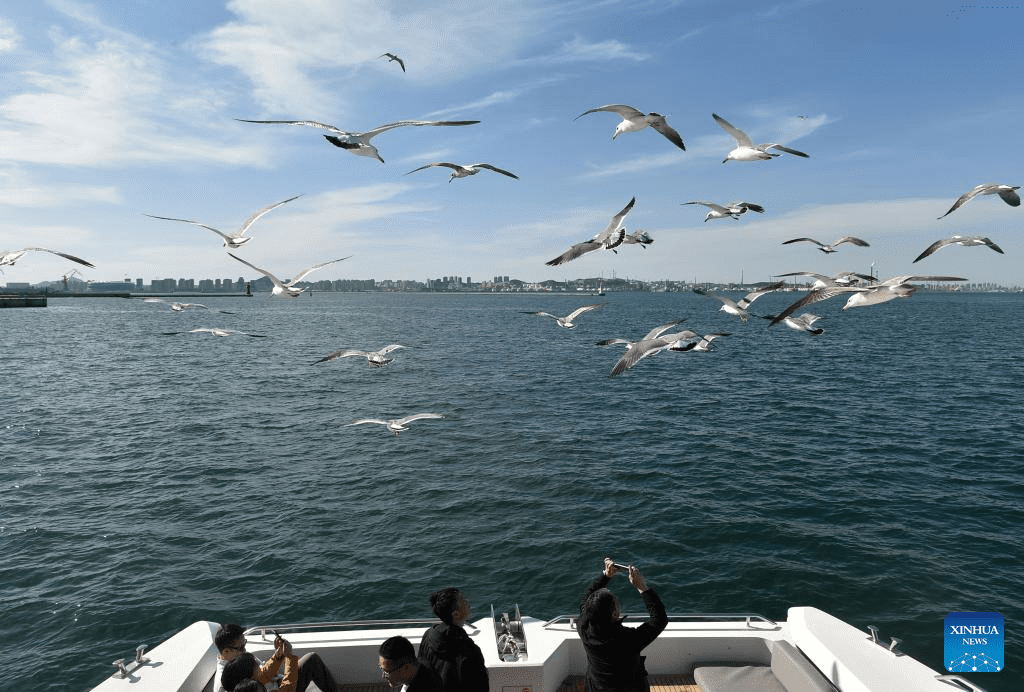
[214,623,340,692]
[418,588,489,692]
[379,635,444,692]
[221,643,296,692]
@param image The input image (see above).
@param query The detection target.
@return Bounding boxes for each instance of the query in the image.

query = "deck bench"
[693,640,835,692]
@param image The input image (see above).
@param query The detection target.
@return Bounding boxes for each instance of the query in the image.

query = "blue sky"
[1,0,1021,286]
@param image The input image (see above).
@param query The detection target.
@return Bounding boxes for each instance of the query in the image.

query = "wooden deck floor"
[338,674,701,692]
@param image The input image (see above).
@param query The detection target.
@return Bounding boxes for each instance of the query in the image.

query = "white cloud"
[0,167,122,206]
[0,17,19,52]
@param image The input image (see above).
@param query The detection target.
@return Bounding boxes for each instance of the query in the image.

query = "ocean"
[1,290,1021,691]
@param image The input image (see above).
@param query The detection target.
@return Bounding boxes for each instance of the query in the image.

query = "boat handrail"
[243,619,479,639]
[541,613,779,630]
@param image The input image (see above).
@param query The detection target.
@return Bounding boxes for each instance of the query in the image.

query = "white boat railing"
[541,612,780,630]
[244,619,480,639]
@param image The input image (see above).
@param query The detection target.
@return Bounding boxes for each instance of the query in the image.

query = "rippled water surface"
[2,291,1021,691]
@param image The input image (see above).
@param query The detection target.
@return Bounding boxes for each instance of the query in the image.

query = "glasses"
[379,662,408,679]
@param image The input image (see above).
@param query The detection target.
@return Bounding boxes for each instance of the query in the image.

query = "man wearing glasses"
[379,636,444,692]
[213,623,340,692]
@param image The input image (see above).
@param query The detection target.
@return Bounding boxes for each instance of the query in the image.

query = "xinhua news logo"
[945,612,1003,673]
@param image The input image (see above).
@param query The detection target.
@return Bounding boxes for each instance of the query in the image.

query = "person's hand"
[603,557,617,577]
[275,636,292,657]
[628,565,648,593]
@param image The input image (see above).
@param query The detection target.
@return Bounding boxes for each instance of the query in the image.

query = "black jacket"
[578,575,668,692]
[407,663,446,692]
[418,623,489,692]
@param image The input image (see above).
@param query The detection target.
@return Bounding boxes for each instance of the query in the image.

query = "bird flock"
[6,50,1020,422]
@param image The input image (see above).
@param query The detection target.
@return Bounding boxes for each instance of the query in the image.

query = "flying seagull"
[235,119,480,163]
[782,236,869,253]
[607,323,699,377]
[621,229,654,248]
[405,162,519,182]
[1,247,94,269]
[938,183,1020,219]
[769,275,967,324]
[693,281,786,322]
[776,271,876,289]
[379,52,405,71]
[144,298,208,311]
[228,252,350,298]
[712,113,809,162]
[523,303,604,329]
[144,195,301,249]
[597,319,685,348]
[162,327,266,337]
[575,104,686,151]
[682,200,765,222]
[313,344,406,367]
[346,413,445,436]
[760,312,824,335]
[669,332,731,352]
[913,236,1004,263]
[546,197,636,266]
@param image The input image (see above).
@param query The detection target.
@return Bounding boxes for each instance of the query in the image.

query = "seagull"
[1,247,94,269]
[523,303,604,329]
[228,252,350,298]
[668,332,731,351]
[693,281,786,322]
[913,236,1005,263]
[546,197,635,266]
[313,344,406,367]
[760,312,824,335]
[608,323,700,377]
[621,229,654,248]
[144,298,208,311]
[575,104,686,151]
[682,200,765,222]
[769,275,967,324]
[379,52,405,71]
[712,113,809,162]
[144,195,301,249]
[235,119,480,163]
[776,271,876,289]
[163,327,266,337]
[346,413,445,436]
[782,236,869,253]
[405,162,519,182]
[938,183,1020,219]
[596,319,686,348]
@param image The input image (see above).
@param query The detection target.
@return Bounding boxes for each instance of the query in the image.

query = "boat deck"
[336,674,701,692]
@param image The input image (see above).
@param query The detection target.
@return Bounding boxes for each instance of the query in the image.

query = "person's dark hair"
[379,635,416,664]
[222,652,259,692]
[579,588,620,638]
[429,587,463,625]
[215,623,246,652]
[233,681,266,692]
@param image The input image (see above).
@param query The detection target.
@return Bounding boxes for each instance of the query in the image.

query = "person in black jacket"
[418,587,489,692]
[578,559,668,692]
[380,636,445,692]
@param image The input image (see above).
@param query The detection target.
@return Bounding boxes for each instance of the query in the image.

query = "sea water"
[1,291,1021,691]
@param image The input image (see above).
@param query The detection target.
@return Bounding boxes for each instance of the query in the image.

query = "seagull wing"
[25,247,95,268]
[313,349,370,364]
[646,114,686,150]
[565,303,604,321]
[642,319,684,340]
[738,280,785,307]
[346,418,389,427]
[575,104,645,121]
[235,119,347,135]
[473,163,519,179]
[360,120,481,141]
[683,201,729,213]
[144,214,234,242]
[730,201,765,213]
[765,143,810,158]
[545,240,602,266]
[523,311,558,319]
[396,413,445,425]
[770,286,862,325]
[833,236,870,247]
[912,238,954,262]
[287,256,351,285]
[406,162,460,175]
[611,339,670,376]
[596,196,636,242]
[377,344,407,355]
[712,113,753,147]
[237,195,302,235]
[227,252,286,289]
[880,275,968,287]
[996,186,1021,206]
[782,237,824,247]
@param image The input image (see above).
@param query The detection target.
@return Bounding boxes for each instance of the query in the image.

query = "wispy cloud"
[0,168,122,206]
[0,18,19,52]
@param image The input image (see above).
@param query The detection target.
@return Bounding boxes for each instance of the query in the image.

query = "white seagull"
[546,197,636,266]
[762,312,824,335]
[769,275,967,325]
[346,413,445,436]
[782,236,870,254]
[575,104,686,151]
[144,298,208,312]
[144,195,301,249]
[938,183,1020,219]
[607,323,700,377]
[621,229,654,248]
[669,332,731,352]
[913,236,1005,263]
[379,52,405,72]
[406,162,519,182]
[776,271,876,289]
[228,252,350,298]
[693,281,786,322]
[682,200,765,222]
[596,319,686,348]
[313,344,406,367]
[1,247,94,269]
[712,113,809,162]
[523,303,604,329]
[236,118,480,163]
[163,327,266,337]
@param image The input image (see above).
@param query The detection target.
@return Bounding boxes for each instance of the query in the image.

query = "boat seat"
[693,641,835,692]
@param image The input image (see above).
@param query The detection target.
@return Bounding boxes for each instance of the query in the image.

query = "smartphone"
[612,562,631,572]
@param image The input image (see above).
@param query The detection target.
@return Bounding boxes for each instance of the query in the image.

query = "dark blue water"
[2,291,1021,691]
